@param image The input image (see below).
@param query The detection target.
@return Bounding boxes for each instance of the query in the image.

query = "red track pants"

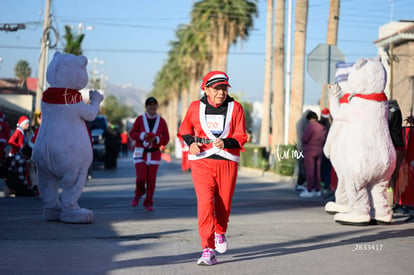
[191,158,238,249]
[134,162,159,207]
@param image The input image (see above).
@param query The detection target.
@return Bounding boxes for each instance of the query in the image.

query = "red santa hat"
[321,108,331,118]
[17,116,30,127]
[201,71,231,91]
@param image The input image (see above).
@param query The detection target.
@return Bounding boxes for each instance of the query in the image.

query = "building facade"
[375,21,414,119]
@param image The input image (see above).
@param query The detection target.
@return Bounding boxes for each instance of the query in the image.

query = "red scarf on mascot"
[42,88,93,148]
[339,92,388,104]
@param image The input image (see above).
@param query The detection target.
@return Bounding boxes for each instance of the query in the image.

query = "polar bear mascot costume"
[326,56,396,225]
[324,62,353,215]
[33,52,103,223]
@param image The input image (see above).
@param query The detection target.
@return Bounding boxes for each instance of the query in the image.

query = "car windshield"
[87,117,108,130]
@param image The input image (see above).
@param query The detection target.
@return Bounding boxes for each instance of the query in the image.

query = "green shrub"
[240,144,269,170]
[270,144,297,176]
[240,143,297,176]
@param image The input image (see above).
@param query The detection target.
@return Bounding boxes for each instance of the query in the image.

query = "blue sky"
[0,0,413,105]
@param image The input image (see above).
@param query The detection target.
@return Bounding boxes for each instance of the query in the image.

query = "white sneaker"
[215,233,228,254]
[314,191,322,197]
[299,189,314,198]
[295,185,306,192]
[3,185,10,197]
[197,248,217,266]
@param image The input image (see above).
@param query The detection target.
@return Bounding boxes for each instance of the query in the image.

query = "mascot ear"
[354,58,368,70]
[375,55,382,62]
[76,55,88,68]
[46,51,63,85]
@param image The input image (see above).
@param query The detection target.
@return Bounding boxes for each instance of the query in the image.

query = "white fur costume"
[326,56,396,225]
[324,62,353,214]
[32,52,103,223]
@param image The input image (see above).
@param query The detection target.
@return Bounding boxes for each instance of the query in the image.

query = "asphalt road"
[0,157,413,275]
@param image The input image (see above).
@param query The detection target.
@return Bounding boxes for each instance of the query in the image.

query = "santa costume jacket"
[8,127,25,156]
[129,113,169,165]
[178,96,247,161]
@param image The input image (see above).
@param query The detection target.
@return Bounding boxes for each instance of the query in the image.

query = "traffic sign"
[307,44,345,85]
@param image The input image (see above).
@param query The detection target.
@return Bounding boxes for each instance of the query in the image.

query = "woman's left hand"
[213,139,224,150]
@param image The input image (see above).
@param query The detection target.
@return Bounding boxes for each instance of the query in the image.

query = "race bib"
[133,147,144,160]
[206,114,224,134]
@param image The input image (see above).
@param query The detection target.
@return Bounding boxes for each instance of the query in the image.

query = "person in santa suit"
[0,111,11,162]
[178,71,248,266]
[8,115,30,156]
[179,135,191,172]
[129,97,170,212]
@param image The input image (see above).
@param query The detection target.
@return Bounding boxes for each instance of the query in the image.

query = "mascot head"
[347,55,387,95]
[46,52,88,90]
[335,61,354,93]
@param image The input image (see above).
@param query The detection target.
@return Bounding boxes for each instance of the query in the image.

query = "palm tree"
[259,0,273,148]
[14,60,32,87]
[174,24,209,105]
[288,0,308,144]
[63,25,84,55]
[151,0,258,148]
[271,0,286,156]
[191,0,258,71]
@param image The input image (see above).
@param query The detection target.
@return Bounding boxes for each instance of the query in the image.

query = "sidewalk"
[0,158,413,275]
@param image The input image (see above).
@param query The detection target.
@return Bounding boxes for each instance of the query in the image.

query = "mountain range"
[104,83,149,115]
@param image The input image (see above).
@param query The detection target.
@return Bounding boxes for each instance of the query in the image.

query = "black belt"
[144,148,160,153]
[196,137,213,144]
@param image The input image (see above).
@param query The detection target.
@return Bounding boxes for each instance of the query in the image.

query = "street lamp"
[89,58,104,89]
[71,22,94,35]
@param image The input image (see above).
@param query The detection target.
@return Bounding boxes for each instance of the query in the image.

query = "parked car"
[86,115,108,162]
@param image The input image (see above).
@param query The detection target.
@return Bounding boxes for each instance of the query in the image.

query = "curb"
[239,166,294,184]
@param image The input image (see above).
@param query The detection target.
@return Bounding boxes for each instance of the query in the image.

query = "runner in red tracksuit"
[179,136,191,172]
[129,97,169,212]
[178,71,248,266]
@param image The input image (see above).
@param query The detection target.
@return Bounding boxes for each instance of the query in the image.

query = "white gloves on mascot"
[323,56,396,225]
[32,52,103,223]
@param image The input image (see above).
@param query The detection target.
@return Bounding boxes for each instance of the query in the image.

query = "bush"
[240,143,296,177]
[240,144,269,170]
[270,144,297,176]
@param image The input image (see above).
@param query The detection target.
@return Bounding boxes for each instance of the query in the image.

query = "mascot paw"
[60,208,94,224]
[324,201,350,215]
[334,212,370,226]
[327,83,342,98]
[43,208,62,221]
[89,90,104,103]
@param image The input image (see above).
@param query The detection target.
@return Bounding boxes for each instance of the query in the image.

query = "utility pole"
[389,0,394,99]
[320,0,340,109]
[259,0,273,148]
[35,0,52,113]
[90,58,104,89]
[284,0,293,144]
